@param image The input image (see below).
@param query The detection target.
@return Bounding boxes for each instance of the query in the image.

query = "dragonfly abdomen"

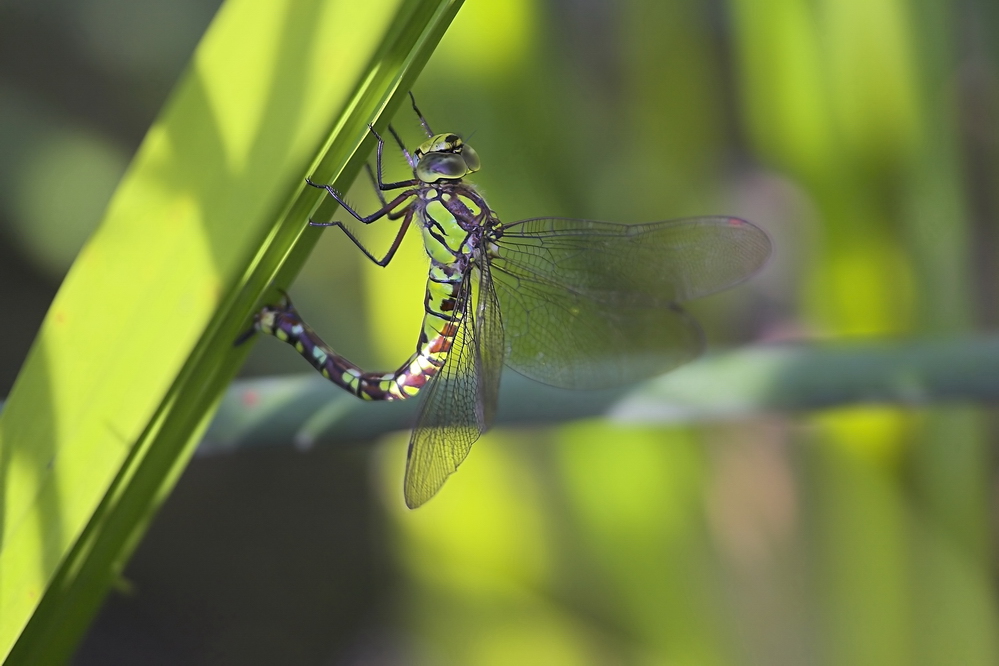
[399,263,465,393]
[252,303,402,400]
[252,263,466,403]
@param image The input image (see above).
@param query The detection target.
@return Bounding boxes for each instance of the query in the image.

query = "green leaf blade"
[0,0,463,661]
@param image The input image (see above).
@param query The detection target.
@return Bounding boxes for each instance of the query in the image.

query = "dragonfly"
[247,94,772,508]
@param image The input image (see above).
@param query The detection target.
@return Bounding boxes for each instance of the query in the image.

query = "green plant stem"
[203,336,999,453]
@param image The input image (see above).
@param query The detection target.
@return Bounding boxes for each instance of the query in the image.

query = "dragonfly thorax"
[414,133,481,183]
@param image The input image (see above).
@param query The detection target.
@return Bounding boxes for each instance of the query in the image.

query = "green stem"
[203,336,999,453]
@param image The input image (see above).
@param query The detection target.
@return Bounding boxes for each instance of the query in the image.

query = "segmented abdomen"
[256,269,463,401]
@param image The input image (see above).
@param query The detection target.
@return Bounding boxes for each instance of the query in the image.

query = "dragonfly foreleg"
[388,125,413,164]
[365,164,387,206]
[323,207,414,267]
[306,178,416,224]
[408,92,434,137]
[367,123,419,189]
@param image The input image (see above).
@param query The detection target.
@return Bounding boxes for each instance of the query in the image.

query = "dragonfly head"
[413,133,480,183]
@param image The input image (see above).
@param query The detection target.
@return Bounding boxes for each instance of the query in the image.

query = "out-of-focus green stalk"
[201,337,999,453]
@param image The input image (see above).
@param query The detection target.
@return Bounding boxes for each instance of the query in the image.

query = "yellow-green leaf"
[0,0,463,661]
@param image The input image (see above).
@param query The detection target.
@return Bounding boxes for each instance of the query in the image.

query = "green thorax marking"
[419,187,484,263]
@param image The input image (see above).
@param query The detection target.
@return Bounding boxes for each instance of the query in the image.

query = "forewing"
[403,270,500,508]
[495,216,771,303]
[491,216,769,389]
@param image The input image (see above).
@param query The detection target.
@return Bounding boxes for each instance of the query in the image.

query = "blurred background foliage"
[2,0,998,663]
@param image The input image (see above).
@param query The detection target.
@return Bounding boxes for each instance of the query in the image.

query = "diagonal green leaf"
[0,0,463,661]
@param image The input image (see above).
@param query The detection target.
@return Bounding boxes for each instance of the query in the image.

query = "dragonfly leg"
[384,122,425,178]
[305,178,416,224]
[365,163,426,211]
[408,92,434,137]
[318,207,414,268]
[364,164,387,206]
[368,123,419,188]
[307,178,416,266]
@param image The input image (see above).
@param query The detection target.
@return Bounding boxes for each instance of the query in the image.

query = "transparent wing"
[475,259,504,429]
[491,216,770,389]
[493,277,706,389]
[403,265,505,508]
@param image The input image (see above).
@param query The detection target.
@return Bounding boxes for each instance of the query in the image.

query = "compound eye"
[460,144,480,172]
[416,152,469,181]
